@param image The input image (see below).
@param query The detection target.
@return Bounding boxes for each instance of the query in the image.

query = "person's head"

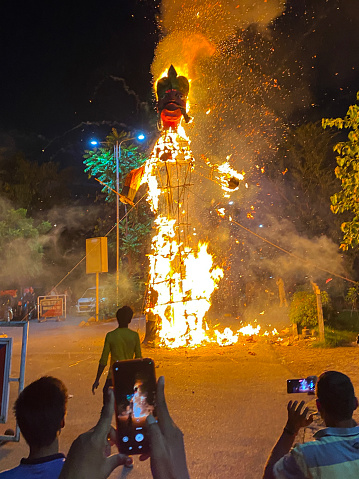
[116,306,133,328]
[316,371,358,423]
[14,376,68,450]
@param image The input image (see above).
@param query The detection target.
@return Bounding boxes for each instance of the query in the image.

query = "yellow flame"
[216,207,226,218]
[147,219,224,347]
[217,162,245,193]
[143,121,245,347]
[215,327,239,346]
[145,128,227,347]
[238,324,261,335]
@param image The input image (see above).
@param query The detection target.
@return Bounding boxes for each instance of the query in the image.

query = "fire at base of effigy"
[120,65,278,348]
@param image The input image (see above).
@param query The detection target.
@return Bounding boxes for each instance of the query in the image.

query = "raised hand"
[59,389,132,479]
[145,376,190,479]
[285,400,314,435]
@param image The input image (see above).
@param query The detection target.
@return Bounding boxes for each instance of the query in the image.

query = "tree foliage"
[119,206,152,258]
[0,207,51,285]
[345,286,359,310]
[267,122,339,238]
[83,129,146,202]
[83,129,152,272]
[289,290,330,328]
[1,154,71,215]
[323,91,359,250]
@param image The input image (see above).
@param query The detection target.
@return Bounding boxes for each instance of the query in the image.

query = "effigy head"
[156,65,190,129]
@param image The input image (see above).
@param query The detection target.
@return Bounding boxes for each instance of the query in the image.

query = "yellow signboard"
[86,237,108,274]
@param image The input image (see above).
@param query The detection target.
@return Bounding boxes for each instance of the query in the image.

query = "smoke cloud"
[150,0,347,319]
[161,0,286,39]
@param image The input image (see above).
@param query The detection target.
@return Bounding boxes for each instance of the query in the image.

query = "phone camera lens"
[135,433,144,442]
[122,436,129,443]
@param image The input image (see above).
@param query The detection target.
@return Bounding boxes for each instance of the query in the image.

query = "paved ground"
[1,315,357,478]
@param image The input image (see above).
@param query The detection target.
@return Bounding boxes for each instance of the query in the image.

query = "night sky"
[0,0,358,296]
[0,0,358,168]
[0,1,159,134]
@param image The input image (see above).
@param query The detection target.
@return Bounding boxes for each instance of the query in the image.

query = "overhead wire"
[52,159,358,299]
[229,217,358,285]
[49,192,148,294]
[188,182,358,286]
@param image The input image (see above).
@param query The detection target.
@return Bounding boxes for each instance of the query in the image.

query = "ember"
[121,66,245,347]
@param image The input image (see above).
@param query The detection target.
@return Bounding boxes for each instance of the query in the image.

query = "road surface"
[0,315,300,478]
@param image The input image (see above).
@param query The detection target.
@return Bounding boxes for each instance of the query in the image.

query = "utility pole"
[115,137,134,306]
[311,281,325,343]
[114,141,120,307]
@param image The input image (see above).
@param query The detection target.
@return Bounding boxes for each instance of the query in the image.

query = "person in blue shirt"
[0,376,68,478]
[264,370,359,479]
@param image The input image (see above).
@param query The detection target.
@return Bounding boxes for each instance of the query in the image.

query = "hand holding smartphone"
[112,358,156,455]
[287,376,317,394]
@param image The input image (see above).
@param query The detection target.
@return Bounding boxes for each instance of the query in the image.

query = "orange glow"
[216,207,226,218]
[152,34,215,97]
[143,128,225,347]
[239,324,261,335]
[142,125,247,347]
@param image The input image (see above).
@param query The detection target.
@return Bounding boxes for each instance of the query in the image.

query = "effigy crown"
[156,65,189,100]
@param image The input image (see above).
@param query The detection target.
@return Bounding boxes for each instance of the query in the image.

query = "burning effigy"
[121,65,247,347]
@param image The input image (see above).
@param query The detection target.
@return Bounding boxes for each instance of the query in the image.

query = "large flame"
[143,72,251,348]
[148,219,224,347]
[144,126,227,347]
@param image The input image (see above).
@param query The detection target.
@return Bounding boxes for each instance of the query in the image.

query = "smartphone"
[287,376,317,394]
[112,358,156,455]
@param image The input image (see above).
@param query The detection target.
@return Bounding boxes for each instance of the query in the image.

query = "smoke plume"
[150,0,347,317]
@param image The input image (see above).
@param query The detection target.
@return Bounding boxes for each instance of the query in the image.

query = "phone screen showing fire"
[113,359,156,455]
[287,376,317,394]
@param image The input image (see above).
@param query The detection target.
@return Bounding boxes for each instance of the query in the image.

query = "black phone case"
[112,358,156,455]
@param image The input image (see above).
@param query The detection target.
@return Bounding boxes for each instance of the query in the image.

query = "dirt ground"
[1,317,359,478]
[272,337,359,387]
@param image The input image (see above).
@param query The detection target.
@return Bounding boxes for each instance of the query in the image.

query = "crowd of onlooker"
[1,307,359,478]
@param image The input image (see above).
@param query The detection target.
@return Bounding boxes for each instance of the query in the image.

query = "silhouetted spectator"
[0,376,68,478]
[263,371,359,478]
[92,306,142,404]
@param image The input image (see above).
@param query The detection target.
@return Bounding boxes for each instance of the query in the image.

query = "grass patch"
[311,328,356,348]
[326,310,359,332]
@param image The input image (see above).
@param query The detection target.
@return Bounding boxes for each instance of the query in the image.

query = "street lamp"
[90,133,146,305]
[114,134,146,305]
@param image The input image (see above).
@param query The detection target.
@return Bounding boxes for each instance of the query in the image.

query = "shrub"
[345,287,359,310]
[290,290,330,329]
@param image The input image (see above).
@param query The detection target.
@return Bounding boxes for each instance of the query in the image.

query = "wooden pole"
[292,322,298,340]
[311,281,325,342]
[96,272,99,322]
[115,142,120,307]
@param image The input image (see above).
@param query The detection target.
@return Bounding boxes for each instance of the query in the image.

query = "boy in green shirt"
[92,306,142,404]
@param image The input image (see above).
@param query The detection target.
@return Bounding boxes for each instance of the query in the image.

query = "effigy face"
[156,65,190,129]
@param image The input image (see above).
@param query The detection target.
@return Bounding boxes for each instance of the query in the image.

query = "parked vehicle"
[0,287,38,321]
[76,287,106,314]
